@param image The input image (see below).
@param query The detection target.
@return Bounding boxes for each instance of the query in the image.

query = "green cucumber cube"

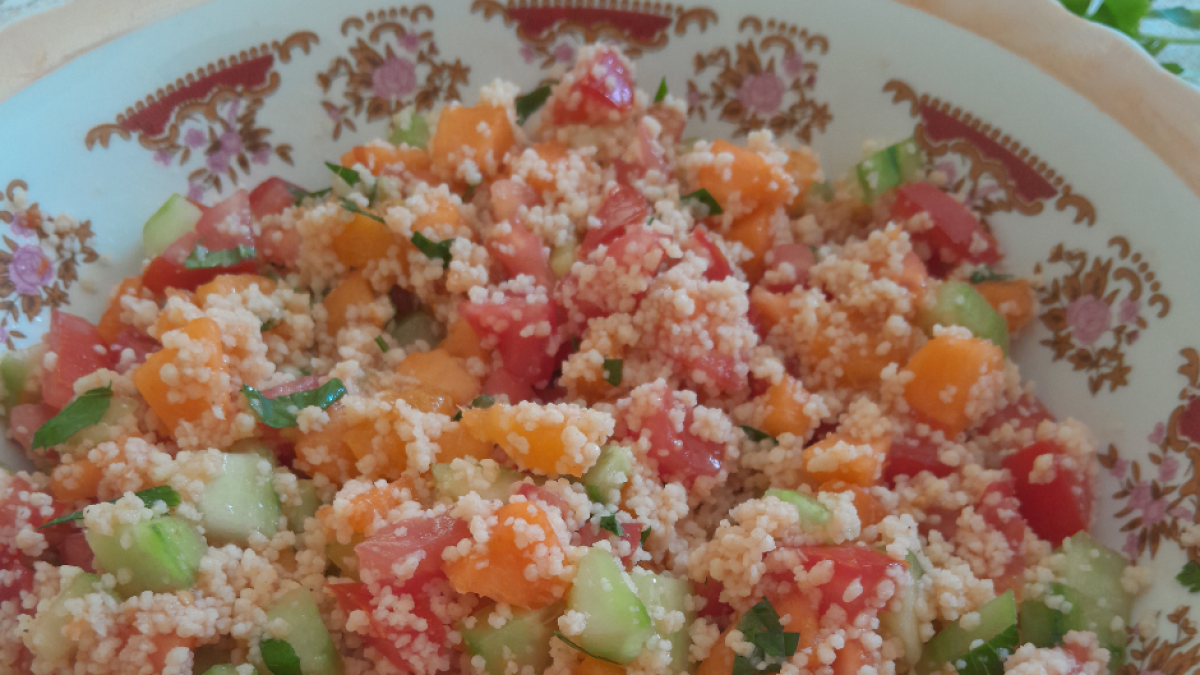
[880,565,923,668]
[284,479,321,534]
[550,239,578,278]
[200,452,281,546]
[854,137,924,204]
[390,107,430,149]
[1,346,39,410]
[764,488,830,525]
[143,193,203,259]
[918,281,1010,355]
[582,445,634,503]
[388,310,444,348]
[566,548,653,664]
[630,569,694,673]
[431,459,524,502]
[29,570,111,663]
[1018,598,1066,649]
[1053,532,1133,671]
[461,602,563,675]
[86,515,207,597]
[916,590,1017,675]
[261,587,343,675]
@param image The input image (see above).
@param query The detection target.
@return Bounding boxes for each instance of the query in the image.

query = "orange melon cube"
[726,207,777,283]
[295,408,358,485]
[133,317,227,434]
[697,626,736,675]
[343,478,414,533]
[412,193,467,236]
[341,144,431,174]
[460,403,603,477]
[521,141,569,193]
[194,274,277,306]
[696,139,789,216]
[974,279,1036,332]
[333,212,399,270]
[802,431,891,487]
[97,276,143,344]
[903,335,1005,436]
[750,287,793,334]
[759,375,818,439]
[784,147,821,211]
[819,481,888,527]
[430,105,514,180]
[440,317,488,363]
[436,424,495,464]
[50,459,102,504]
[809,310,912,390]
[322,270,382,336]
[396,349,480,407]
[444,501,567,608]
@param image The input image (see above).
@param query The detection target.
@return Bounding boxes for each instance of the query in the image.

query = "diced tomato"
[688,228,733,281]
[921,506,960,541]
[578,519,644,569]
[891,182,999,276]
[581,185,649,255]
[460,296,559,388]
[695,578,734,628]
[977,394,1055,436]
[647,104,687,145]
[330,581,446,672]
[636,117,669,177]
[882,433,953,486]
[490,179,540,222]
[975,481,1026,597]
[0,550,33,603]
[482,367,537,403]
[686,353,742,393]
[1001,440,1092,546]
[143,191,259,294]
[356,513,470,587]
[9,403,59,452]
[550,47,635,125]
[514,483,570,518]
[194,189,254,249]
[261,375,322,399]
[488,220,555,289]
[762,243,814,293]
[41,310,109,409]
[1,476,67,544]
[248,177,300,220]
[639,392,725,487]
[56,531,95,573]
[109,329,159,372]
[565,224,666,330]
[777,545,906,618]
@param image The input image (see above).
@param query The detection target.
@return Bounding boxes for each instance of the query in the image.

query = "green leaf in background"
[1059,0,1200,77]
[1178,560,1200,592]
[289,186,331,207]
[1164,61,1187,73]
[260,638,303,675]
[32,385,113,449]
[40,485,182,529]
[242,378,347,429]
[184,245,257,270]
[515,84,554,125]
[1150,6,1200,28]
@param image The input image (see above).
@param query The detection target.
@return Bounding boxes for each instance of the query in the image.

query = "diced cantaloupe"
[430,105,514,181]
[132,317,227,434]
[460,403,602,477]
[333,213,400,270]
[443,501,567,608]
[396,349,480,407]
[323,270,382,336]
[97,276,143,344]
[696,139,789,216]
[759,375,818,439]
[974,279,1035,333]
[903,334,1004,436]
[194,274,277,306]
[725,207,776,283]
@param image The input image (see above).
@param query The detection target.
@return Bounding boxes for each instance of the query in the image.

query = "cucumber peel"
[918,281,1009,355]
[916,590,1017,675]
[461,602,563,675]
[764,488,830,525]
[86,515,207,597]
[143,194,203,258]
[566,548,653,664]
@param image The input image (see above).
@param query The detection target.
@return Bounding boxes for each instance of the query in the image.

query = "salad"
[0,45,1144,675]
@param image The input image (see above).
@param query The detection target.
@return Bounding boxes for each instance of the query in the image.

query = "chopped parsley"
[325,161,360,186]
[260,318,281,332]
[515,84,554,125]
[242,378,347,429]
[412,232,454,267]
[183,244,257,270]
[947,623,1019,675]
[1178,560,1200,592]
[598,514,625,537]
[640,526,651,547]
[375,336,389,353]
[682,188,724,216]
[339,197,385,224]
[740,425,777,444]
[260,638,303,675]
[32,384,113,450]
[731,598,801,675]
[289,186,331,206]
[40,485,181,529]
[968,267,1013,284]
[463,182,478,201]
[654,77,668,102]
[602,358,623,386]
[452,394,495,421]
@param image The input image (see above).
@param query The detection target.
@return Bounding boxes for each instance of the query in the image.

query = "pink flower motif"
[0,325,7,343]
[207,151,231,174]
[686,88,701,108]
[1122,532,1139,558]
[1142,498,1167,526]
[934,160,958,184]
[1127,329,1140,344]
[1159,455,1179,483]
[9,245,54,295]
[326,106,343,122]
[1109,458,1130,479]
[1128,481,1152,511]
[1117,297,1140,324]
[10,212,35,238]
[184,128,206,149]
[783,52,805,77]
[372,57,417,100]
[520,44,536,64]
[737,73,785,114]
[553,43,575,63]
[1064,294,1111,345]
[218,129,242,155]
[1148,421,1165,445]
[251,147,271,165]
[187,182,205,203]
[153,150,173,166]
[399,32,421,53]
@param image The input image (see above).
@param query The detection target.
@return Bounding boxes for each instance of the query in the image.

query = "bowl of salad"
[1,1,1198,675]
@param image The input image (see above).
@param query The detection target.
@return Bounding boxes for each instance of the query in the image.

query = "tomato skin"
[695,578,734,627]
[490,179,540,222]
[1001,440,1092,546]
[9,403,59,452]
[550,47,635,125]
[688,228,733,281]
[356,513,470,587]
[577,520,644,568]
[891,182,999,275]
[248,177,299,220]
[638,393,725,487]
[487,220,555,289]
[460,296,559,388]
[330,581,447,671]
[882,434,954,485]
[779,545,906,618]
[109,329,160,373]
[481,367,537,403]
[41,310,110,409]
[762,243,814,293]
[56,531,95,573]
[581,185,649,255]
[686,353,742,393]
[143,190,259,294]
[975,481,1026,597]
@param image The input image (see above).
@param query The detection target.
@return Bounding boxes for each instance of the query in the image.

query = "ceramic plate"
[1,0,1198,668]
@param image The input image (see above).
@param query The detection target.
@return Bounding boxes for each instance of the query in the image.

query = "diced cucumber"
[67,396,139,448]
[326,534,363,580]
[630,569,694,674]
[550,239,577,278]
[461,602,563,675]
[389,107,430,149]
[86,515,207,597]
[582,445,634,503]
[284,479,321,534]
[200,453,281,546]
[854,137,925,204]
[261,587,343,675]
[143,193,203,258]
[1052,532,1133,671]
[1,346,40,410]
[567,548,654,664]
[229,438,278,464]
[29,570,111,663]
[916,590,1017,675]
[1018,598,1066,649]
[764,488,830,525]
[917,281,1009,355]
[906,550,926,580]
[432,458,524,502]
[880,565,922,669]
[388,310,444,348]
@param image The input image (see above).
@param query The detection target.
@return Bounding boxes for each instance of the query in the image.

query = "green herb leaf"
[601,358,623,386]
[906,550,926,580]
[968,267,1014,284]
[39,485,181,529]
[553,631,622,665]
[463,183,478,201]
[325,161,361,187]
[261,318,281,332]
[242,378,347,429]
[184,245,257,270]
[452,394,495,422]
[1149,6,1200,28]
[948,623,1019,675]
[1178,560,1200,592]
[731,598,801,675]
[682,188,724,216]
[32,385,113,450]
[515,85,554,125]
[260,638,303,675]
[289,186,331,207]
[411,232,454,267]
[740,425,776,444]
[339,198,385,224]
[1163,62,1185,75]
[640,526,651,547]
[654,77,668,103]
[375,336,390,353]
[598,514,625,537]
